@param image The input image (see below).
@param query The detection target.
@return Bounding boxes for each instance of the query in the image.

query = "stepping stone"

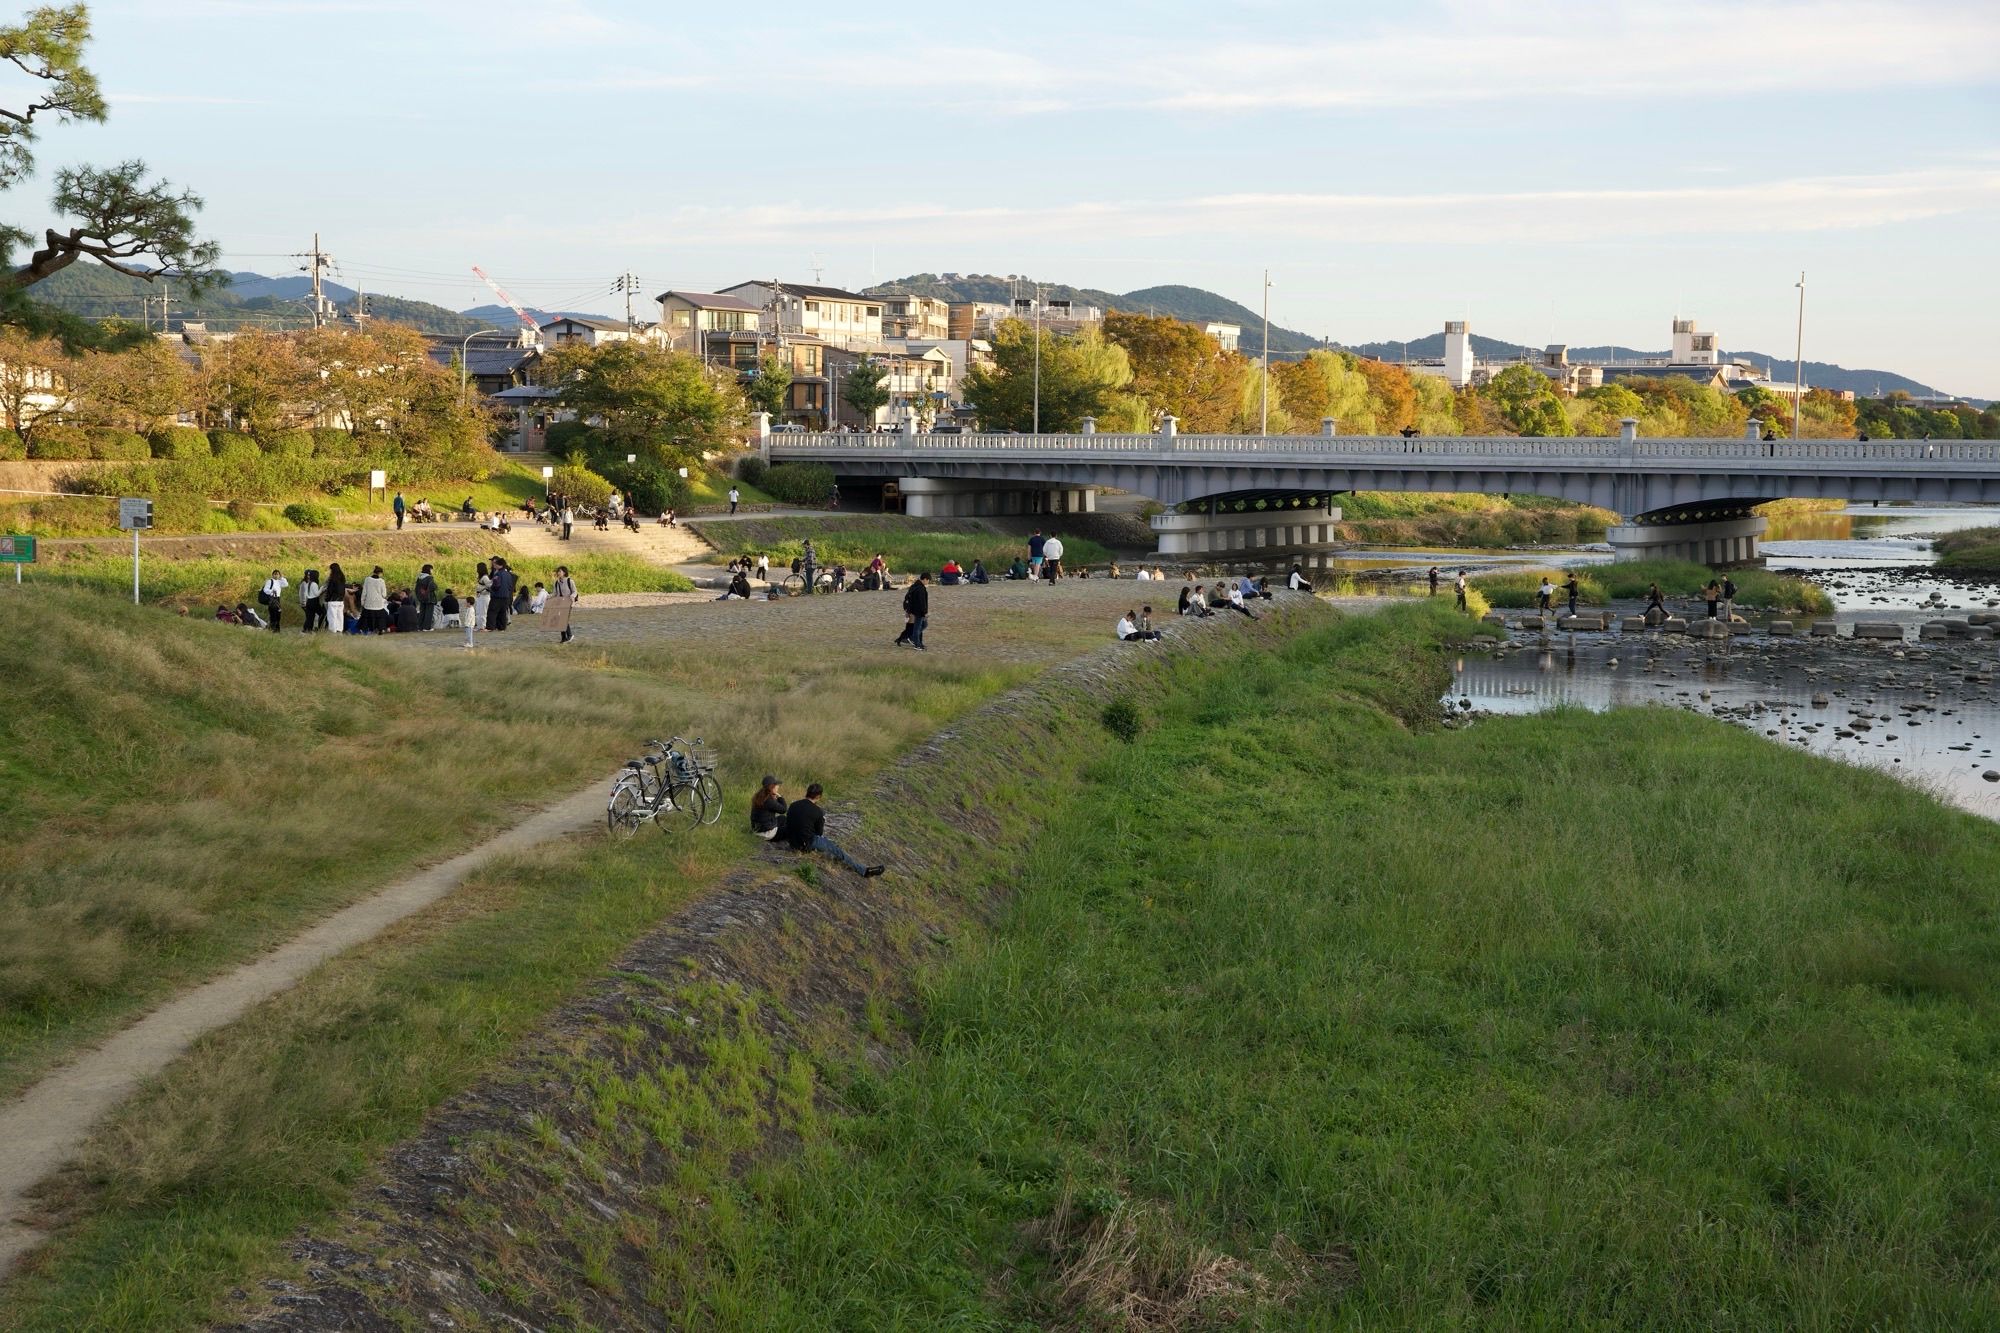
[1854,623,1904,640]
[1810,621,1838,636]
[1768,620,1795,636]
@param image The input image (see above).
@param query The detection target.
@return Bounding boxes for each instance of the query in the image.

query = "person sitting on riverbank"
[940,559,962,585]
[235,600,266,629]
[970,559,989,585]
[1008,557,1030,580]
[393,594,421,633]
[750,776,787,841]
[719,569,754,600]
[782,782,884,877]
[1238,573,1271,602]
[215,603,239,625]
[1221,582,1258,619]
[1117,610,1161,642]
[1288,564,1314,593]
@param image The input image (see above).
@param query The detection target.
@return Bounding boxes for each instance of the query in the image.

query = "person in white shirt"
[1135,567,1150,581]
[529,582,548,614]
[1117,609,1161,642]
[359,566,390,634]
[1287,564,1314,593]
[259,569,288,633]
[727,486,740,514]
[466,561,489,648]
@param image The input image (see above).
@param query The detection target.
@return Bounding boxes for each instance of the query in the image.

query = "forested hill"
[25,266,489,336]
[1344,332,1943,399]
[866,273,1327,354]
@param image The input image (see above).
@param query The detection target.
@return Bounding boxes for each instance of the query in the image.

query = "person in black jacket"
[894,572,929,650]
[415,564,439,630]
[487,558,514,631]
[781,782,883,876]
[322,562,348,636]
[749,776,787,840]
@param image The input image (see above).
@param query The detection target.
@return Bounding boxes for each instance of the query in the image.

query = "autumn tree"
[0,325,77,446]
[1274,350,1374,432]
[0,5,218,330]
[1354,359,1419,433]
[961,319,1133,432]
[1482,364,1573,437]
[76,336,189,432]
[195,329,314,436]
[1103,310,1248,433]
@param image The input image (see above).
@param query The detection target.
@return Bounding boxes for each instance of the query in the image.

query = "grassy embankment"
[645,602,1999,1326]
[0,581,1117,1331]
[33,542,691,611]
[688,513,1110,572]
[1932,526,2000,574]
[1474,558,1833,614]
[1332,491,1614,547]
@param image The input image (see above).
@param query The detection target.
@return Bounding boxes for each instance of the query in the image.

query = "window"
[867,306,880,318]
[805,301,819,314]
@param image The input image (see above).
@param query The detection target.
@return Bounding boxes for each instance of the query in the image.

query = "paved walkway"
[0,779,617,1279]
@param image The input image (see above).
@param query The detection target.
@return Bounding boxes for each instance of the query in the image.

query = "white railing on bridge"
[767,430,2000,467]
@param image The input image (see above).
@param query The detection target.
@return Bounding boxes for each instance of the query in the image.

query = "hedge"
[211,433,262,465]
[734,454,769,487]
[544,420,595,454]
[91,429,152,461]
[151,426,212,460]
[311,428,356,458]
[606,460,687,516]
[0,429,23,461]
[263,428,316,458]
[26,425,92,460]
[759,461,835,506]
[549,463,613,510]
[282,500,335,529]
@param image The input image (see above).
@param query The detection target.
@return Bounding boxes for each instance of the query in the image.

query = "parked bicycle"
[781,568,838,596]
[606,735,721,836]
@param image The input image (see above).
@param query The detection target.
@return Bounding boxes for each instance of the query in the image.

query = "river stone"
[1986,771,2000,783]
[1482,612,1506,626]
[1968,626,1996,640]
[1970,612,2000,626]
[1854,623,1904,640]
[1920,623,1952,640]
[1934,619,1971,634]
[1621,616,1648,631]
[1663,617,1689,632]
[1768,620,1795,636]
[1692,619,1730,639]
[1519,614,1544,630]
[1810,621,1837,637]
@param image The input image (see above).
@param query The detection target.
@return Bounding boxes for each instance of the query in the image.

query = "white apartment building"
[718,281,883,351]
[879,293,951,340]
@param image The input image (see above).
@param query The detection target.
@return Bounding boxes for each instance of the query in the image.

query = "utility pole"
[613,272,640,333]
[1792,271,1805,441]
[1032,281,1043,436]
[159,278,171,333]
[294,233,334,329]
[1259,270,1272,437]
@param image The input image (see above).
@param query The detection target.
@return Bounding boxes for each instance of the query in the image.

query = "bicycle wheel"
[655,780,705,834]
[782,573,806,597]
[607,779,647,839]
[695,772,723,825]
[813,570,837,595]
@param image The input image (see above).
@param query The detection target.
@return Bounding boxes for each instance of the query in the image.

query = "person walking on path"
[728,486,740,515]
[561,504,574,541]
[299,568,323,633]
[393,491,406,530]
[260,569,288,633]
[1028,529,1046,580]
[1454,569,1468,612]
[467,562,490,648]
[415,564,439,631]
[359,567,389,634]
[895,572,929,650]
[1703,578,1722,621]
[1720,575,1738,623]
[1428,566,1440,597]
[1563,574,1581,617]
[323,563,347,635]
[551,566,578,644]
[782,782,885,877]
[1645,582,1667,623]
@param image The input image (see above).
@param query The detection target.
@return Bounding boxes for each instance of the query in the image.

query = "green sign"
[0,534,33,564]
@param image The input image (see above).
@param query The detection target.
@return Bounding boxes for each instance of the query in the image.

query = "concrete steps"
[503,517,713,566]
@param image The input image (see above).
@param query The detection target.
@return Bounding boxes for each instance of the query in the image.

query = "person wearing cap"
[750,776,788,841]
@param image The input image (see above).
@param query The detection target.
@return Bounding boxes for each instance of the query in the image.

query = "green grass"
[1475,558,1833,613]
[647,601,2000,1327]
[33,548,690,609]
[686,514,1111,572]
[1932,525,2000,573]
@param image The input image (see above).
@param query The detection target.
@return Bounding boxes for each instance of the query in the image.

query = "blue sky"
[39,0,2000,393]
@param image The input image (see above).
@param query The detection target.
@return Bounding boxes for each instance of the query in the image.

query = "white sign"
[369,469,387,490]
[542,465,555,479]
[117,497,153,530]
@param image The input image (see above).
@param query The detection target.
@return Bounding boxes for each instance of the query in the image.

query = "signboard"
[117,497,153,531]
[369,469,388,490]
[0,534,34,563]
[542,465,555,479]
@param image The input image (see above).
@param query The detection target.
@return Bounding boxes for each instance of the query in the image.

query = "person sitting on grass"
[459,496,476,517]
[1117,608,1162,642]
[1221,582,1258,619]
[624,508,642,532]
[1287,564,1314,593]
[440,588,461,627]
[970,559,989,585]
[393,594,421,633]
[750,776,788,841]
[1238,572,1272,602]
[1008,557,1030,580]
[235,600,266,629]
[782,782,884,877]
[594,507,610,531]
[529,582,548,614]
[940,558,962,586]
[215,603,239,625]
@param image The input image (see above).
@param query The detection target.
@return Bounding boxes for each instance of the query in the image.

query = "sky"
[23,0,2000,393]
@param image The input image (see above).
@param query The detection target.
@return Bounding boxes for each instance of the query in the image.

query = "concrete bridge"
[764,416,2000,564]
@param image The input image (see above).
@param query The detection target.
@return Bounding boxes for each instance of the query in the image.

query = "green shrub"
[151,426,211,460]
[760,462,835,506]
[0,429,23,461]
[282,500,335,529]
[544,421,595,455]
[310,428,356,458]
[549,462,613,509]
[734,454,769,487]
[606,461,687,516]
[211,433,261,465]
[262,428,316,458]
[27,425,92,460]
[1101,696,1142,743]
[90,429,152,461]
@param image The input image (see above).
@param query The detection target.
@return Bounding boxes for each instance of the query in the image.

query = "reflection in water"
[1450,635,2000,820]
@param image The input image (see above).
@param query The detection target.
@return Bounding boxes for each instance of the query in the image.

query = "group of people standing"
[229,559,577,645]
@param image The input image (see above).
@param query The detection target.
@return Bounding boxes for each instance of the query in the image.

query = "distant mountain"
[1345,332,1943,399]
[865,273,1326,354]
[459,303,618,328]
[26,265,484,336]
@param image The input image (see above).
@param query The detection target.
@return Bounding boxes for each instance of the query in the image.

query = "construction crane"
[471,265,543,343]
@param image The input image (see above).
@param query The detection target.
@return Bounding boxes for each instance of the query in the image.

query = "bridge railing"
[766,431,2000,466]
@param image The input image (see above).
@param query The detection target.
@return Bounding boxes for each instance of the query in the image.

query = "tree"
[1355,359,1419,433]
[744,351,790,418]
[76,336,189,432]
[194,329,314,436]
[0,325,77,447]
[1483,364,1573,437]
[961,319,1133,432]
[840,358,889,425]
[1103,310,1248,433]
[544,340,742,468]
[0,6,218,305]
[1273,350,1373,432]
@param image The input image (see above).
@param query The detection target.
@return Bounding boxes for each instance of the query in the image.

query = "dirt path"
[0,778,618,1279]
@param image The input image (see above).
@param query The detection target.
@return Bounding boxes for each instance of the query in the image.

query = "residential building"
[1204,321,1242,353]
[878,293,952,340]
[824,345,957,429]
[540,315,656,347]
[1399,317,1792,396]
[656,290,762,355]
[948,298,1104,339]
[718,281,883,351]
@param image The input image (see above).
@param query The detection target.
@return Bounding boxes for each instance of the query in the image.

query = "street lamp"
[458,327,511,404]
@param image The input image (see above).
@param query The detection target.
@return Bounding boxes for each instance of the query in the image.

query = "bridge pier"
[898,477,1097,519]
[1607,511,1767,566]
[1150,498,1344,560]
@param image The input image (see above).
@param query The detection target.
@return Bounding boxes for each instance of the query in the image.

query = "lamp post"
[1259,270,1272,437]
[458,327,510,404]
[1032,282,1044,436]
[1791,271,1805,442]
